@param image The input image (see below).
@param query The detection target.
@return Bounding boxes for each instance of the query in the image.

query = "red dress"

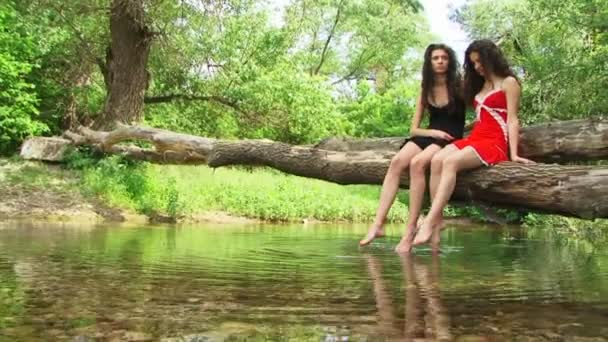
[453,89,509,165]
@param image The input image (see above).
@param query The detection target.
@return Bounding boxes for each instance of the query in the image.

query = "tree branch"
[143,93,263,124]
[331,48,376,85]
[144,94,234,106]
[313,0,343,75]
[47,2,109,82]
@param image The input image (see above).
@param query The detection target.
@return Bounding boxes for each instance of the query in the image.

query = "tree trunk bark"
[96,0,151,128]
[20,119,605,219]
[314,118,608,163]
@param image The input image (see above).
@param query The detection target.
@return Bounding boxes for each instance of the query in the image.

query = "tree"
[453,0,608,124]
[96,0,154,127]
[0,1,49,153]
[4,0,432,148]
[285,0,425,85]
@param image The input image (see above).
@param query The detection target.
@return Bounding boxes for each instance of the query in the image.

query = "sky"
[421,0,470,61]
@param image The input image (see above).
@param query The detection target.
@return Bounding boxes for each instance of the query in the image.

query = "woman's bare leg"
[413,147,484,250]
[360,142,422,246]
[395,144,441,254]
[427,145,459,235]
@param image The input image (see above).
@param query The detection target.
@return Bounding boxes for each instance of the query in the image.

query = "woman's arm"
[504,77,534,164]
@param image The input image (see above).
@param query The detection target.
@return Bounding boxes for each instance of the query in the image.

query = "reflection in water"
[1,222,608,340]
[366,253,451,341]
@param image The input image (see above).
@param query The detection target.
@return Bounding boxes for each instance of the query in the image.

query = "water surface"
[0,221,607,341]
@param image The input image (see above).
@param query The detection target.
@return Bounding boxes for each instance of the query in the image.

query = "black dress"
[405,99,466,149]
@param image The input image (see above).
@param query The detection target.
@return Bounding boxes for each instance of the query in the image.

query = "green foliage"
[81,155,152,210]
[0,1,49,154]
[147,62,351,144]
[284,0,427,80]
[229,65,350,143]
[67,151,409,222]
[12,1,105,132]
[162,177,182,219]
[138,164,409,222]
[524,214,608,241]
[142,0,430,142]
[0,0,432,152]
[523,213,608,257]
[455,0,608,124]
[63,146,99,170]
[65,150,175,217]
[340,80,420,137]
[8,0,604,146]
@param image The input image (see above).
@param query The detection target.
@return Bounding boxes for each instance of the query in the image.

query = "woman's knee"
[389,154,409,171]
[410,156,430,175]
[430,155,444,172]
[442,155,460,172]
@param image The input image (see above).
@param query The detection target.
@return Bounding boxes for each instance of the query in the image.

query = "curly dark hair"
[463,39,518,105]
[420,43,462,114]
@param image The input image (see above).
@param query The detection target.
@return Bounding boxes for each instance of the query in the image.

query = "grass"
[524,213,608,249]
[4,153,607,241]
[70,153,411,222]
[159,165,411,222]
[0,157,80,196]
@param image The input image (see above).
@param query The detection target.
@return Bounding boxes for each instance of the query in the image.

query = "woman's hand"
[512,155,535,164]
[431,130,454,141]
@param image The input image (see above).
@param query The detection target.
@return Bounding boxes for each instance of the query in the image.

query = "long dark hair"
[420,43,462,114]
[463,39,518,105]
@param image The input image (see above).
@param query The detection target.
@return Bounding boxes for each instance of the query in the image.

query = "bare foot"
[423,216,446,230]
[413,222,436,246]
[430,229,441,253]
[395,226,420,254]
[359,225,385,246]
[417,215,446,230]
[437,218,447,231]
[395,233,416,254]
[416,214,425,228]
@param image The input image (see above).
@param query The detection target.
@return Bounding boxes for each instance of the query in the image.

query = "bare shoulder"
[502,76,520,92]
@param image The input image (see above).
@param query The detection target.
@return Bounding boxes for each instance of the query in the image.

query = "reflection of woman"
[401,255,424,339]
[365,254,451,340]
[365,255,401,336]
[410,254,452,341]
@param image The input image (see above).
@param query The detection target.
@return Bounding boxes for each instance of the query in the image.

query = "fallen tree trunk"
[314,118,608,162]
[20,118,608,219]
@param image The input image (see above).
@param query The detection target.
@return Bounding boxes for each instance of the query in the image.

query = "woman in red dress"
[412,39,535,251]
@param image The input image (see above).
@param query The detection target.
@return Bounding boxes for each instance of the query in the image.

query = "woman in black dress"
[360,43,465,254]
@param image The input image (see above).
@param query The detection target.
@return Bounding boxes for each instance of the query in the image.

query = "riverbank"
[0,159,137,223]
[0,159,260,224]
[2,156,606,244]
[0,157,408,224]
